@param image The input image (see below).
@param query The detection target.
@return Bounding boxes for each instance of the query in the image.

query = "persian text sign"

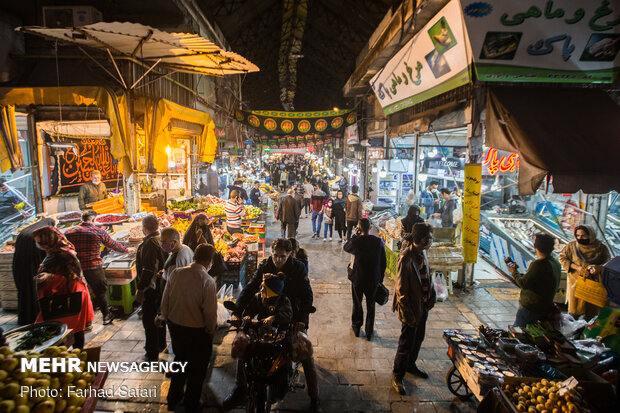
[370,0,471,115]
[462,0,620,83]
[462,164,482,263]
[53,138,120,195]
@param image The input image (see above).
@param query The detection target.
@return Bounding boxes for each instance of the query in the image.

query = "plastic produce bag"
[216,285,226,303]
[216,302,230,329]
[557,313,589,339]
[434,273,448,302]
[292,331,313,362]
[224,284,234,302]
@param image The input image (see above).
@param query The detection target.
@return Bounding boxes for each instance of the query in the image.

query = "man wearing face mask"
[419,181,440,218]
[136,215,167,361]
[161,227,194,281]
[78,170,108,210]
[223,239,320,412]
[392,223,436,395]
[156,243,218,412]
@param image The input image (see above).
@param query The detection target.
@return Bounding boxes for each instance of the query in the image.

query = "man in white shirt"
[157,244,218,412]
[160,227,194,281]
[302,181,314,217]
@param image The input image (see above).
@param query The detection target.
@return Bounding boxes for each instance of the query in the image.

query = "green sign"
[463,0,620,83]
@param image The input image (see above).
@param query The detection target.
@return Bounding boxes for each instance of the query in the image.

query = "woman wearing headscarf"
[33,226,94,348]
[559,225,611,318]
[399,205,425,252]
[332,190,347,243]
[12,217,56,325]
[182,213,214,251]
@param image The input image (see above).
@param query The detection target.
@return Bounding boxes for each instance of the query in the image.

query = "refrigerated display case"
[479,214,569,303]
[377,172,399,207]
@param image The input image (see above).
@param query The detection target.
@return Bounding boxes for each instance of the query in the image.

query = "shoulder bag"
[375,283,389,305]
[39,277,83,320]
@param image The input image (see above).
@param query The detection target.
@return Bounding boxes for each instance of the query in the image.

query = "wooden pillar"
[27,108,44,214]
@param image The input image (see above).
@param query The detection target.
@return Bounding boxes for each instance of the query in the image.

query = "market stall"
[443,314,619,413]
[0,323,108,413]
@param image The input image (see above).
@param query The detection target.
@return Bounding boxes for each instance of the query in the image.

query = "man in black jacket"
[343,218,386,340]
[277,189,301,239]
[223,239,320,412]
[135,215,168,361]
[227,180,248,201]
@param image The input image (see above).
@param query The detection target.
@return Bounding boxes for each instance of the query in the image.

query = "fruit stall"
[443,320,618,413]
[0,322,107,413]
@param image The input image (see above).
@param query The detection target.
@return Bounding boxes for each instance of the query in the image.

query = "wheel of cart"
[446,365,473,400]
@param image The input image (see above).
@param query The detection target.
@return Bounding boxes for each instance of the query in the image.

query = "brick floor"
[0,215,519,412]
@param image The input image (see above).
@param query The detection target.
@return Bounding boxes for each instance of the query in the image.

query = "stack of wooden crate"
[0,243,17,310]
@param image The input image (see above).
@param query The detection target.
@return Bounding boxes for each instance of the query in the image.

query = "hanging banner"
[345,123,359,145]
[462,0,620,83]
[370,0,472,115]
[236,109,355,135]
[51,137,121,195]
[462,163,482,263]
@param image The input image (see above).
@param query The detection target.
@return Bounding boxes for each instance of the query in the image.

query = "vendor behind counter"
[78,170,108,210]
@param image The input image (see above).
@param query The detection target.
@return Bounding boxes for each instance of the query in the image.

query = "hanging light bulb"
[210,164,217,171]
[343,167,349,172]
[379,166,387,178]
[165,145,171,157]
[371,166,378,173]
[418,173,428,182]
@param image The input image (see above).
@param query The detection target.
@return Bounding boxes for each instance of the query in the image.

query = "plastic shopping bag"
[434,273,448,302]
[217,285,226,303]
[216,301,230,329]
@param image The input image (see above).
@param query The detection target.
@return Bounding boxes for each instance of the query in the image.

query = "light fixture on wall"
[379,166,387,178]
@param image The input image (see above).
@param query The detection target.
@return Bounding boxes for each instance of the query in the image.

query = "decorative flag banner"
[50,136,121,195]
[462,163,482,263]
[462,0,620,83]
[236,109,355,135]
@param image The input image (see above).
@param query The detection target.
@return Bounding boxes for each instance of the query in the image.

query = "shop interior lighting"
[379,166,387,178]
[419,153,425,160]
[47,142,79,156]
[333,107,339,111]
[372,166,378,173]
[418,173,428,182]
[165,145,171,157]
[343,167,349,172]
[348,163,354,169]
[428,149,438,157]
[210,164,217,171]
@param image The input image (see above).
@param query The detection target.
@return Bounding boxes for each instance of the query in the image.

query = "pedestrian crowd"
[10,154,613,412]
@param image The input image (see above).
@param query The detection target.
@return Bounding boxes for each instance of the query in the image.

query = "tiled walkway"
[1,216,519,412]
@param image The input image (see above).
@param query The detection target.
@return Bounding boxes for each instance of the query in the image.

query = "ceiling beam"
[217,0,281,37]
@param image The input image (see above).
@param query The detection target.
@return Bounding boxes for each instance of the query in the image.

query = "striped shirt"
[224,200,246,228]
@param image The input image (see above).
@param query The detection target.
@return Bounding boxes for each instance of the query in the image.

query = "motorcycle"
[224,300,309,413]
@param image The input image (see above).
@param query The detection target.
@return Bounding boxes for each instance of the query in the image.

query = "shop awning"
[0,87,132,176]
[19,22,259,76]
[0,105,24,172]
[145,98,217,172]
[485,87,620,195]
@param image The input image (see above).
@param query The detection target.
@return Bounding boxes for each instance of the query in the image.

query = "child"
[322,199,334,241]
[243,273,293,327]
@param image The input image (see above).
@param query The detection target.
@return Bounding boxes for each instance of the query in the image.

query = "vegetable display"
[168,200,197,211]
[11,325,61,352]
[245,205,262,219]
